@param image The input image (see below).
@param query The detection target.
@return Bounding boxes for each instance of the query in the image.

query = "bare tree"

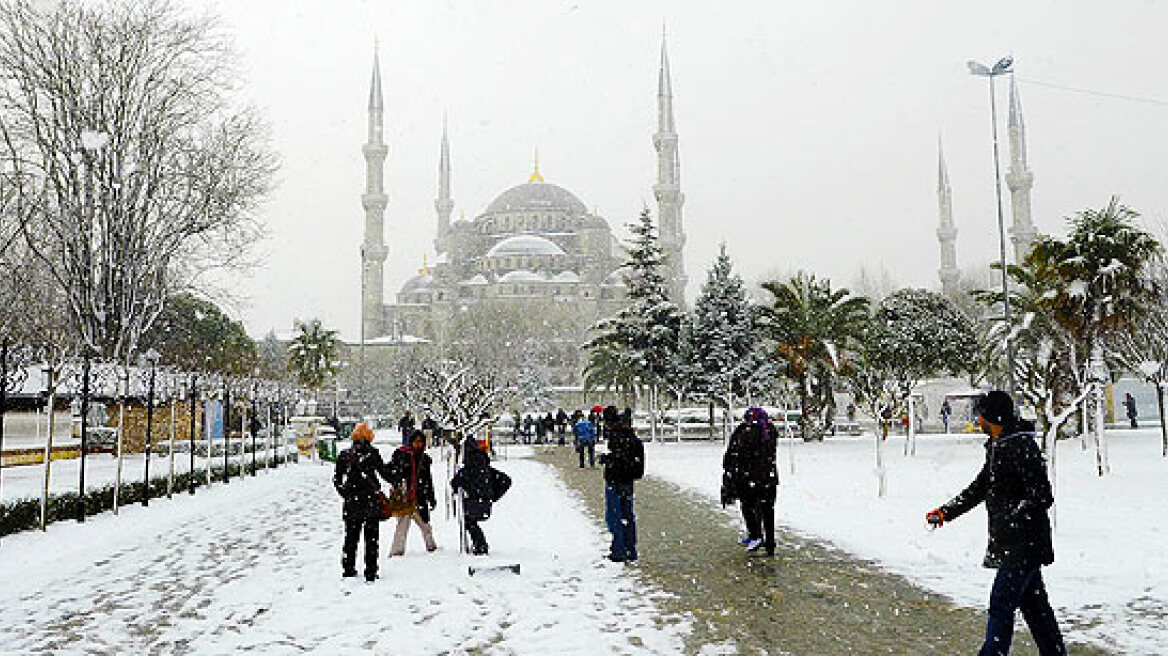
[0,0,276,363]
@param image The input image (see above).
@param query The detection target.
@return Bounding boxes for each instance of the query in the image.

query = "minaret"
[434,116,453,255]
[936,139,959,296]
[1006,75,1036,263]
[361,46,389,339]
[653,32,687,307]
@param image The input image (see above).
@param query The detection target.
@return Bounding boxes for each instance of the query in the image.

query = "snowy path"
[0,444,687,654]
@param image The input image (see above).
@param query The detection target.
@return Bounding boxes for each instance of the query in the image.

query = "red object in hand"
[926,508,945,527]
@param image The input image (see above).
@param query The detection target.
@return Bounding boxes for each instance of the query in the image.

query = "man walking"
[926,390,1066,655]
[573,413,596,468]
[599,406,643,562]
[721,407,779,556]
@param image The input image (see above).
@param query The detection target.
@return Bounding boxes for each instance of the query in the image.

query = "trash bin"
[318,437,338,462]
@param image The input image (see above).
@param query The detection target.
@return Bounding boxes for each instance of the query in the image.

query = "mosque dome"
[498,269,547,283]
[486,234,566,258]
[484,181,588,216]
[401,272,434,292]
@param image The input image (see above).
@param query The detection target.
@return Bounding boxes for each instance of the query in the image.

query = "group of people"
[515,408,577,444]
[339,388,1065,655]
[333,423,511,582]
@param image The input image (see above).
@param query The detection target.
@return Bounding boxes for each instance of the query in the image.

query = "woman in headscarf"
[721,407,779,556]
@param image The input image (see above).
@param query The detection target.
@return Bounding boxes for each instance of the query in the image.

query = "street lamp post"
[968,56,1017,395]
[222,378,231,483]
[188,372,198,494]
[141,348,159,506]
[250,376,258,476]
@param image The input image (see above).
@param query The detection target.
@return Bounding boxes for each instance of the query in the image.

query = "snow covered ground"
[644,429,1168,655]
[0,436,687,654]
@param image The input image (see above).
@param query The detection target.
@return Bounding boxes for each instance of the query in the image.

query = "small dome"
[484,181,588,215]
[459,274,489,286]
[487,234,566,258]
[498,269,547,283]
[602,269,626,286]
[401,272,434,292]
[551,271,580,283]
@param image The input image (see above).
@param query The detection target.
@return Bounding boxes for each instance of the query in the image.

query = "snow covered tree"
[584,207,682,440]
[758,272,868,441]
[399,357,506,444]
[689,243,755,439]
[139,294,256,375]
[868,288,977,453]
[0,0,276,363]
[287,319,341,392]
[982,198,1161,474]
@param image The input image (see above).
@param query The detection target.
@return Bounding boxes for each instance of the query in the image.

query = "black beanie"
[603,405,620,424]
[975,390,1016,425]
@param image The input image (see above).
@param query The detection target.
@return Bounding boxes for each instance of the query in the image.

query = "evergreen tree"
[689,243,755,437]
[584,207,682,437]
[287,318,341,391]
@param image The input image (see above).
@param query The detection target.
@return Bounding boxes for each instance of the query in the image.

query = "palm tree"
[287,318,341,392]
[759,272,869,440]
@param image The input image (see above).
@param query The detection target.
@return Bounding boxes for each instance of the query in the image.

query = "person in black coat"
[388,430,438,556]
[927,390,1065,656]
[332,422,392,581]
[450,437,512,555]
[599,406,644,562]
[721,407,779,556]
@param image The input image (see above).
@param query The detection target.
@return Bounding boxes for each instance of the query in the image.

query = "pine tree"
[689,243,755,438]
[585,207,682,439]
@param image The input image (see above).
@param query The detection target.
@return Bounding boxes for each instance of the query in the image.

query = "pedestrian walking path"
[0,444,686,654]
[537,447,1112,655]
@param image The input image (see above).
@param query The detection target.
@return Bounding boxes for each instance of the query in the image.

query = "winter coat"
[721,420,778,504]
[451,446,512,521]
[940,421,1055,569]
[389,445,436,521]
[573,419,596,446]
[602,426,644,485]
[333,441,390,521]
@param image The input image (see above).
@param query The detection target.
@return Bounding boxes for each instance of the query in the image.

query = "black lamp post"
[250,377,259,476]
[222,379,231,483]
[141,348,159,506]
[968,55,1017,396]
[188,372,198,494]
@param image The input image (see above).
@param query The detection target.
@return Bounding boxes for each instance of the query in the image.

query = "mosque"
[359,38,687,351]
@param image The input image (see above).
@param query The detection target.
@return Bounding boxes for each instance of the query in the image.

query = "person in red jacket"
[388,430,437,556]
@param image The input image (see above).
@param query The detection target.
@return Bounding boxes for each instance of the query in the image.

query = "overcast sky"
[190,0,1168,340]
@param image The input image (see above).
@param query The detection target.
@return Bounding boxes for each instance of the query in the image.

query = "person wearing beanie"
[450,437,512,555]
[721,407,779,556]
[598,405,644,562]
[387,430,438,556]
[333,422,392,582]
[925,390,1066,655]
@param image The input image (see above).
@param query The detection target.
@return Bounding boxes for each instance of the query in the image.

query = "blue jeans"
[604,482,637,561]
[981,567,1066,656]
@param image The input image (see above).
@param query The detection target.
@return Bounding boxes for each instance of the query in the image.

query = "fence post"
[1,339,7,539]
[77,352,90,521]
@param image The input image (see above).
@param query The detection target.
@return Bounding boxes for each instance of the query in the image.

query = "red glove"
[926,508,945,528]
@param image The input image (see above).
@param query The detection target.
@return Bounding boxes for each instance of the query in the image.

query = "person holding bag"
[333,422,393,582]
[450,437,512,555]
[388,430,438,556]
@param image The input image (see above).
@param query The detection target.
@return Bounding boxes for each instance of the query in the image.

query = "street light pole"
[969,56,1017,396]
[188,373,198,494]
[141,348,159,506]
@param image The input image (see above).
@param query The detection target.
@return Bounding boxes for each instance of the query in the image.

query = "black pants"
[740,492,775,555]
[465,516,488,555]
[342,516,380,578]
[577,442,595,467]
[981,567,1065,656]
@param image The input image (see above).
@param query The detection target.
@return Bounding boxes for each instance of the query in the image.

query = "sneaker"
[738,535,753,546]
[606,554,626,563]
[745,538,764,552]
[342,570,358,578]
[364,574,378,583]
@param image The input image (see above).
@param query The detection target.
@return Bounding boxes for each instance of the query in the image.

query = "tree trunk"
[1158,382,1168,458]
[875,423,887,498]
[675,389,683,443]
[798,374,812,442]
[708,401,716,441]
[40,379,56,531]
